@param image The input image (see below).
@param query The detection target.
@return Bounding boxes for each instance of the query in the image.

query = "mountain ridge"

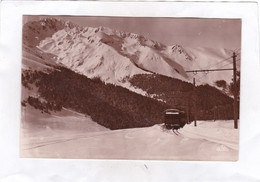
[23,18,238,87]
[37,25,191,84]
[21,18,238,130]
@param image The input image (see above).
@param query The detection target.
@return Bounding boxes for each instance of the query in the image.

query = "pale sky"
[24,15,241,49]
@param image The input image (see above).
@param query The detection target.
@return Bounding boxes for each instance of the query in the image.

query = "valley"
[20,17,240,160]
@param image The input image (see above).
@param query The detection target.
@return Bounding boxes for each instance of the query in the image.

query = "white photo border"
[0,1,260,181]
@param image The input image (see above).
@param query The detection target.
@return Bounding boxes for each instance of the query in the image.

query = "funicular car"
[164,109,187,130]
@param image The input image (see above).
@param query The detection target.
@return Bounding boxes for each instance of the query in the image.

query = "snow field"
[20,106,238,161]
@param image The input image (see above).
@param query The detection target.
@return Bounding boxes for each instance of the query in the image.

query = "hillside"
[22,17,240,89]
[21,17,238,130]
[21,67,170,129]
[23,17,75,47]
[129,74,234,120]
[37,26,189,84]
[21,119,238,160]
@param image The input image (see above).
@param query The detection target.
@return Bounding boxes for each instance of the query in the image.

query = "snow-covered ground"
[20,107,238,161]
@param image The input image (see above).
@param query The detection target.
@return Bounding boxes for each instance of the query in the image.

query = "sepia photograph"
[20,15,241,161]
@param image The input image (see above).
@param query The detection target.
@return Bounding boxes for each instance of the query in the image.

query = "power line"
[185,52,239,129]
[217,62,233,69]
[233,48,241,53]
[186,68,233,73]
[188,51,240,72]
[205,56,232,70]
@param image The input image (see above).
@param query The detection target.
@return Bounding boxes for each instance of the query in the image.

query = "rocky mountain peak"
[23,18,234,87]
[23,18,77,47]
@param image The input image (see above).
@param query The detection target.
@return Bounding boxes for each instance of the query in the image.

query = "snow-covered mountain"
[24,18,238,86]
[180,47,239,85]
[23,17,75,47]
[37,25,191,84]
[21,19,239,161]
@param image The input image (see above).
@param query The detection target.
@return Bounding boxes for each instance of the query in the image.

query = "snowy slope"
[20,19,239,161]
[22,44,59,72]
[22,18,240,87]
[21,114,238,161]
[37,26,191,84]
[23,17,75,47]
[181,47,238,85]
[163,45,239,85]
[20,106,108,153]
[37,23,238,86]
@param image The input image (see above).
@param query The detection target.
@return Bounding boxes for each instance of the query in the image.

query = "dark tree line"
[129,74,235,120]
[22,68,169,129]
[22,67,237,130]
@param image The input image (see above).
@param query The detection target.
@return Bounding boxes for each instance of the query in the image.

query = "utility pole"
[193,78,197,127]
[185,53,240,129]
[233,52,238,129]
